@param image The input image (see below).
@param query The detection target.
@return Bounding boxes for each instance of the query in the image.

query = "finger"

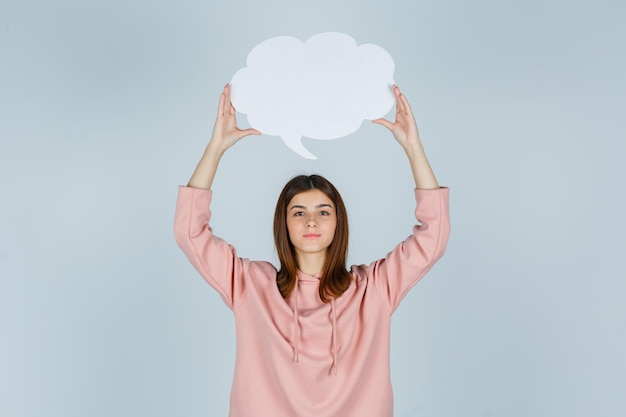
[217,90,226,117]
[372,118,393,131]
[399,92,413,116]
[224,83,233,108]
[217,84,228,117]
[225,84,238,116]
[236,128,262,140]
[241,128,261,136]
[393,85,405,115]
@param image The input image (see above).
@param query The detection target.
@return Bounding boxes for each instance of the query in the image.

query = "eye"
[319,210,330,216]
[293,211,305,217]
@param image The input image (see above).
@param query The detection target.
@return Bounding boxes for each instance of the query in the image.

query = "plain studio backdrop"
[1,1,625,416]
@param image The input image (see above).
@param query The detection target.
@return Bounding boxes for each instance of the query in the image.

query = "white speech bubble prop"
[230,32,396,159]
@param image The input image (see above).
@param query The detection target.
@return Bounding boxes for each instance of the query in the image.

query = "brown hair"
[273,175,351,302]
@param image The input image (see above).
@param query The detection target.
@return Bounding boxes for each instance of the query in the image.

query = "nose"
[306,216,318,228]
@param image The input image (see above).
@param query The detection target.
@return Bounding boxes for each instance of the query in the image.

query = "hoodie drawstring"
[291,279,338,375]
[293,284,299,362]
[331,298,338,375]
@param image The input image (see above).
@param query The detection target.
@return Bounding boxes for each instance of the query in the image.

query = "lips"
[303,234,321,239]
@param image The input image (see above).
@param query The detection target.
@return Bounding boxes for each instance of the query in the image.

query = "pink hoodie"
[174,186,450,417]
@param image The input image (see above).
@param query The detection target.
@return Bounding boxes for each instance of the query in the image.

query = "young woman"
[174,84,450,417]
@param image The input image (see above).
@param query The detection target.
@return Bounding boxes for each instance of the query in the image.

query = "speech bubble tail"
[283,136,318,160]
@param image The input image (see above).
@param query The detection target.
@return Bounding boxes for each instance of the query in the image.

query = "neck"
[296,252,326,276]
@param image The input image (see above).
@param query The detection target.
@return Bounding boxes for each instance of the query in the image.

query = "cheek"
[285,219,298,239]
[327,219,338,235]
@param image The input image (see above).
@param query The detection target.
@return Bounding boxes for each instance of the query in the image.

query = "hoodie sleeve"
[173,185,247,310]
[369,187,450,313]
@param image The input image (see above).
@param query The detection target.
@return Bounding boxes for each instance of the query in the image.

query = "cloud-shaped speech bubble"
[230,32,396,159]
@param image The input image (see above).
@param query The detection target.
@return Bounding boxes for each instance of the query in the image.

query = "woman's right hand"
[207,84,261,156]
[187,84,260,189]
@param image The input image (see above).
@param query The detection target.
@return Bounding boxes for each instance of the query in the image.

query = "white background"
[1,1,625,416]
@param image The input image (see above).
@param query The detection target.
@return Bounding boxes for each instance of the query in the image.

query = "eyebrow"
[289,203,333,210]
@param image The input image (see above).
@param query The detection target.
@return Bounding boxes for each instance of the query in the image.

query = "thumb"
[372,118,393,131]
[237,128,262,139]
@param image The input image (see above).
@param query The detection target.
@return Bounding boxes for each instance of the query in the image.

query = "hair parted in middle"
[273,174,352,302]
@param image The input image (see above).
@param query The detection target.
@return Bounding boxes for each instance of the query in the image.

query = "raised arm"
[368,86,449,311]
[175,84,261,309]
[187,84,260,189]
[373,85,439,190]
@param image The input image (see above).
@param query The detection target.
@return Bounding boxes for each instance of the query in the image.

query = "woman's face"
[286,189,337,260]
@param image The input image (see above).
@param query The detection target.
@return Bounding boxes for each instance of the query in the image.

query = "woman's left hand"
[373,85,439,189]
[372,85,421,151]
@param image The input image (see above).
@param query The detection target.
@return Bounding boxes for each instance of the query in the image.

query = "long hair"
[273,175,351,302]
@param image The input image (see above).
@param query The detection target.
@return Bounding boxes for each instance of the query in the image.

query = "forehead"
[288,189,333,207]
